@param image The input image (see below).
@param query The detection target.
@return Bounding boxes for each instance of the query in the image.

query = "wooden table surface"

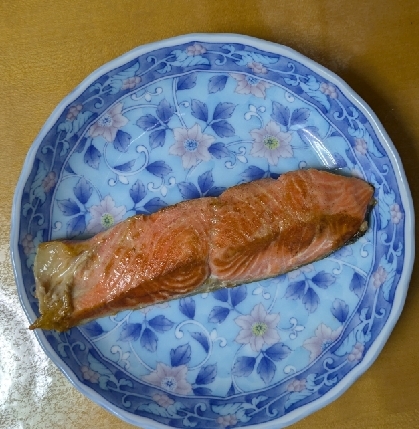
[1,1,418,428]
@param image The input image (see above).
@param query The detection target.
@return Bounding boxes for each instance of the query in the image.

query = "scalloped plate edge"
[10,33,415,429]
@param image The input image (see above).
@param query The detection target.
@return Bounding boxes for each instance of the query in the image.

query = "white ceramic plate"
[11,34,414,429]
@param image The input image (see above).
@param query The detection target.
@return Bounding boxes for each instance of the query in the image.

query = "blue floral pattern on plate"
[11,35,413,429]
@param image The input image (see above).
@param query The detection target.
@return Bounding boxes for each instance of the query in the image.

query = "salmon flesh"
[30,169,374,331]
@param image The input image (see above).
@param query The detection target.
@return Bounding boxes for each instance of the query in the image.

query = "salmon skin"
[30,169,374,332]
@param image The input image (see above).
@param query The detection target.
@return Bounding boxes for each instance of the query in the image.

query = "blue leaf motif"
[230,285,247,307]
[208,306,230,323]
[297,126,322,147]
[290,108,310,126]
[265,343,291,361]
[335,329,357,357]
[58,111,93,136]
[333,152,347,168]
[107,61,140,94]
[302,287,319,313]
[363,131,384,158]
[350,272,365,298]
[149,315,174,333]
[232,356,256,377]
[208,75,228,93]
[196,364,217,385]
[349,128,384,158]
[227,382,236,396]
[114,159,135,172]
[57,199,80,216]
[213,102,236,120]
[73,177,92,205]
[75,137,87,153]
[137,401,186,418]
[177,73,197,90]
[170,343,191,367]
[284,76,299,87]
[168,49,210,68]
[137,114,159,130]
[130,180,146,204]
[146,161,172,178]
[331,298,349,323]
[227,48,279,67]
[193,387,212,396]
[67,215,86,237]
[370,175,395,229]
[285,280,306,300]
[156,99,174,123]
[257,356,276,384]
[140,328,158,352]
[206,186,226,197]
[179,297,195,319]
[113,130,131,152]
[143,197,167,213]
[212,288,229,302]
[87,353,114,380]
[84,144,101,169]
[211,120,235,137]
[198,170,214,194]
[177,182,200,200]
[190,331,209,353]
[284,388,313,410]
[241,166,265,182]
[83,321,104,337]
[271,101,290,127]
[149,129,166,149]
[119,323,142,342]
[208,142,229,159]
[299,76,330,111]
[311,271,336,289]
[191,99,208,122]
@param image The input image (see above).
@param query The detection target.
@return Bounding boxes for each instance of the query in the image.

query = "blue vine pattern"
[16,39,407,428]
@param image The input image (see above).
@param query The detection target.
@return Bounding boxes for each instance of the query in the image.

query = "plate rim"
[10,33,415,429]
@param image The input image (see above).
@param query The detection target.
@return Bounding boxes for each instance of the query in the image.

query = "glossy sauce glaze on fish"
[30,169,374,331]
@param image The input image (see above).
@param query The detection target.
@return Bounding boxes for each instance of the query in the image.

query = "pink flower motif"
[372,266,387,289]
[87,195,126,234]
[347,342,364,362]
[250,121,293,166]
[66,104,83,121]
[169,124,215,169]
[42,171,57,192]
[217,414,238,428]
[320,82,338,99]
[354,138,368,155]
[142,363,192,395]
[287,378,307,392]
[234,303,280,352]
[121,76,142,90]
[288,264,314,280]
[303,323,342,361]
[21,234,35,256]
[80,365,100,383]
[89,102,129,142]
[247,61,267,74]
[186,43,206,56]
[153,393,174,408]
[230,73,272,98]
[390,203,403,224]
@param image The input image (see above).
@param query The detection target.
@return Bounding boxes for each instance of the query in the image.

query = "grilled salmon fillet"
[30,169,374,331]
